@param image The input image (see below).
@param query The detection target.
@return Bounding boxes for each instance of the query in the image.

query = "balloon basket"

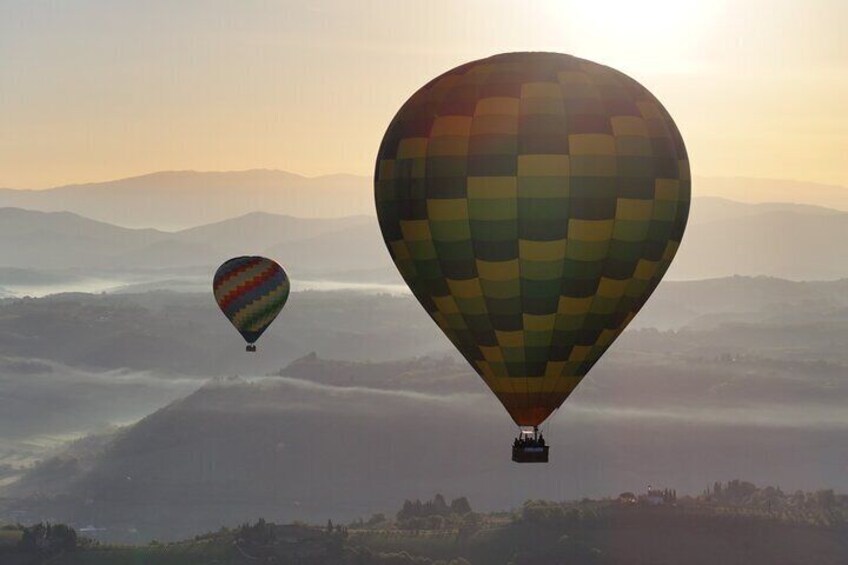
[512,445,549,463]
[246,344,257,353]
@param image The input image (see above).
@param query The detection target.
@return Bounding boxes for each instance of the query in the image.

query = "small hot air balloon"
[213,256,290,352]
[374,52,690,462]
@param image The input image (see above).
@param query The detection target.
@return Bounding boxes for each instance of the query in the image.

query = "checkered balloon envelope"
[374,52,690,427]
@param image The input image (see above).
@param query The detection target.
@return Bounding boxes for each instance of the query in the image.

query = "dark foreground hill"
[2,487,847,564]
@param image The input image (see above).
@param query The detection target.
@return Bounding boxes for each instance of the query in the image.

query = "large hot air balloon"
[213,256,290,352]
[374,52,690,462]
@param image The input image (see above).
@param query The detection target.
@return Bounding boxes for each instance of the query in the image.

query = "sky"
[1,0,846,189]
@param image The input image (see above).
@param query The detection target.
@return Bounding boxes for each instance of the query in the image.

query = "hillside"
[2,486,847,564]
[0,290,447,375]
[2,276,848,497]
[2,346,847,542]
[2,277,848,375]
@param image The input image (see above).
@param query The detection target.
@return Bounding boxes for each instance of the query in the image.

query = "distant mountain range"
[667,203,848,280]
[695,177,848,211]
[2,195,848,281]
[0,170,373,230]
[2,171,847,230]
[0,207,391,281]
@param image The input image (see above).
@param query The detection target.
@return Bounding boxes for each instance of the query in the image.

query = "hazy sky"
[1,0,846,189]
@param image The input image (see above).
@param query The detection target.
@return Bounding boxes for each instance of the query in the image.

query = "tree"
[450,497,472,515]
[366,513,386,526]
[815,489,835,509]
[18,522,77,553]
[432,494,449,515]
[397,499,418,521]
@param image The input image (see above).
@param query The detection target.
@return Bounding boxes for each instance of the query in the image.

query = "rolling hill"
[2,272,848,542]
[0,208,377,277]
[3,351,847,543]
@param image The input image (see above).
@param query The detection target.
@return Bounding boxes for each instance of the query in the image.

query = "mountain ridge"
[2,172,847,229]
[3,198,848,281]
[2,169,365,193]
[0,170,374,229]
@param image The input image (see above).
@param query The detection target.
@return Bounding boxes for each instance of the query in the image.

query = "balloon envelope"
[213,256,290,346]
[374,52,690,426]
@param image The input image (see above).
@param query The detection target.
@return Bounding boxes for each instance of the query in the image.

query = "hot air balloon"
[213,256,290,352]
[374,52,690,462]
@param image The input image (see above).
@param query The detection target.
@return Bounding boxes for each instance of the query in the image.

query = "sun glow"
[559,0,726,73]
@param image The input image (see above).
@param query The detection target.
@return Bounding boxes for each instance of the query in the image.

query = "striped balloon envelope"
[213,256,290,351]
